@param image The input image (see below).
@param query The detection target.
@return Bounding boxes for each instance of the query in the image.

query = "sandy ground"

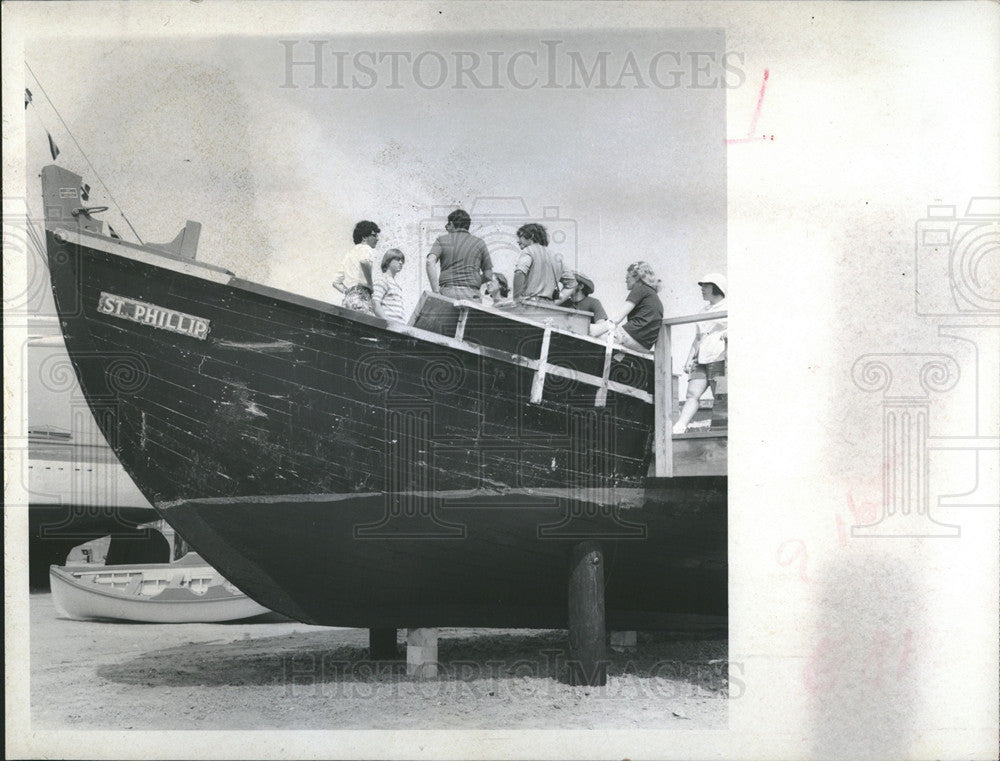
[29,592,728,730]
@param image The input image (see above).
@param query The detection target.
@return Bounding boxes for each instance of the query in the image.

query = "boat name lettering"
[98,292,211,340]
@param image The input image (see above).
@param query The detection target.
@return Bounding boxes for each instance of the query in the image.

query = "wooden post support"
[567,540,608,686]
[368,628,398,660]
[406,628,438,678]
[654,321,673,477]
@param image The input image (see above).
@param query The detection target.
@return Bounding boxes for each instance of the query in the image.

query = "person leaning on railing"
[606,261,664,353]
[673,272,728,434]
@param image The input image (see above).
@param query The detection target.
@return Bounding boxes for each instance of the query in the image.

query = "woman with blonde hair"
[607,261,664,352]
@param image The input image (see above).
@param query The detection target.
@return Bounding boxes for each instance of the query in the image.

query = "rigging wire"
[24,61,144,244]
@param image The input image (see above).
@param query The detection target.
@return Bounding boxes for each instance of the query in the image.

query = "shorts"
[689,360,726,381]
[613,325,652,353]
[440,285,482,301]
[343,284,375,314]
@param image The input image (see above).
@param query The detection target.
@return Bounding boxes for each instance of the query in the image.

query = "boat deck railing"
[653,310,728,477]
[409,291,657,408]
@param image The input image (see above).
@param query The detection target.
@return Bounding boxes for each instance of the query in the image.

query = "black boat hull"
[159,479,726,628]
[41,165,726,628]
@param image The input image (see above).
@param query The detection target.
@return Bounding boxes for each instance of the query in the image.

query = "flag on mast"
[46,131,60,160]
[24,88,33,109]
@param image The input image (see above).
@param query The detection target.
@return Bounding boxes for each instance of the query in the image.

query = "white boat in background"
[50,552,270,623]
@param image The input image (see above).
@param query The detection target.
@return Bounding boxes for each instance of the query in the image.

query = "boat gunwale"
[49,565,253,605]
[49,225,656,405]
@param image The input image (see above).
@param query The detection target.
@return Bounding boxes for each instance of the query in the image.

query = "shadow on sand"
[97,628,729,693]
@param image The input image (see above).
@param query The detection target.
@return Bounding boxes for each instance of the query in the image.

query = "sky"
[6,4,999,758]
[23,30,727,321]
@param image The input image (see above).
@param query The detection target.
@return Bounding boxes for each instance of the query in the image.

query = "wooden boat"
[40,164,726,632]
[50,552,270,623]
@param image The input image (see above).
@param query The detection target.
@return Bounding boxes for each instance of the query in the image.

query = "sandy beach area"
[29,591,728,730]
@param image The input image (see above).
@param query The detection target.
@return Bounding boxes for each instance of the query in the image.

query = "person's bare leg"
[673,377,708,434]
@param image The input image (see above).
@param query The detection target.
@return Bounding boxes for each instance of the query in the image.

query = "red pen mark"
[803,633,847,692]
[860,628,891,687]
[776,538,809,582]
[846,490,880,528]
[835,513,849,547]
[805,629,916,693]
[726,68,772,144]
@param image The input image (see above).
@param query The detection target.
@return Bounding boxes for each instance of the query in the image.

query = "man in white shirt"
[334,220,380,314]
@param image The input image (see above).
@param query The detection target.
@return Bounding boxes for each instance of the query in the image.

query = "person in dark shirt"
[556,271,611,337]
[607,261,664,352]
[425,209,493,301]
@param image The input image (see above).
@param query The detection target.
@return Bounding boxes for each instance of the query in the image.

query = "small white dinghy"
[50,552,270,623]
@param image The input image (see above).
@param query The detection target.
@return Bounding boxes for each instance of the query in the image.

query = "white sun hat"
[697,272,727,296]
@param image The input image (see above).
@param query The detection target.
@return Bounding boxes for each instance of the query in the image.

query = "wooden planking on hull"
[155,477,726,629]
[41,164,725,632]
[52,241,654,505]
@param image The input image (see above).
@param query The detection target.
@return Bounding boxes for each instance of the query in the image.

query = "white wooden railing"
[653,310,728,477]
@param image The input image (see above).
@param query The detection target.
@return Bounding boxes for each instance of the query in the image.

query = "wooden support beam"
[454,307,469,342]
[406,627,438,678]
[594,334,615,408]
[368,628,398,660]
[653,322,673,477]
[567,540,608,687]
[529,327,552,404]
